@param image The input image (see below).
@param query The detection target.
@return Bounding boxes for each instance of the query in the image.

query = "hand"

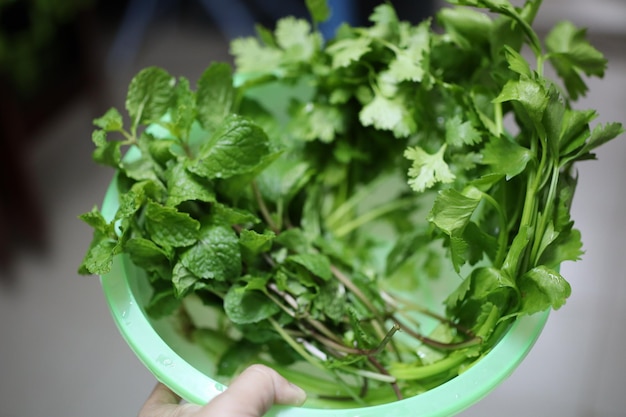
[139,364,307,417]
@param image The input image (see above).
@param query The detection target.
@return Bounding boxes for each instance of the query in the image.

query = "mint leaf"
[145,285,180,319]
[188,115,270,180]
[79,206,111,231]
[256,158,313,204]
[287,253,332,281]
[179,220,241,281]
[405,144,455,192]
[125,67,175,129]
[196,62,235,131]
[125,237,172,279]
[78,231,120,275]
[165,164,216,207]
[168,77,196,139]
[144,201,200,248]
[239,229,275,261]
[224,282,280,324]
[93,108,124,131]
[91,130,122,168]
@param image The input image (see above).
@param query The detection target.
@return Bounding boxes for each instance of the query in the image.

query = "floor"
[1,3,625,417]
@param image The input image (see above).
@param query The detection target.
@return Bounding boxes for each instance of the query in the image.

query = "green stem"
[252,181,280,234]
[326,178,381,229]
[394,317,482,351]
[331,265,381,317]
[269,318,327,371]
[333,199,414,238]
[480,190,508,268]
[529,163,560,265]
[389,351,468,380]
[494,101,503,137]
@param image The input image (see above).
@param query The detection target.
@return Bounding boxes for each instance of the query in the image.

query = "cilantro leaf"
[359,91,416,138]
[428,187,481,236]
[519,265,571,314]
[275,17,321,63]
[436,6,492,49]
[326,37,372,68]
[386,23,429,83]
[230,37,282,75]
[494,76,548,130]
[405,144,455,192]
[480,135,533,179]
[305,0,331,24]
[288,102,346,143]
[445,115,482,147]
[545,21,608,100]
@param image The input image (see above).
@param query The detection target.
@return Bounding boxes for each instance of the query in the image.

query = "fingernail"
[287,383,307,406]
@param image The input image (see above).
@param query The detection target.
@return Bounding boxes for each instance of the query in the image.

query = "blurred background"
[0,0,624,416]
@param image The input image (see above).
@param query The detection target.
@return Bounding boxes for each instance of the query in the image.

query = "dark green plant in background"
[0,0,93,97]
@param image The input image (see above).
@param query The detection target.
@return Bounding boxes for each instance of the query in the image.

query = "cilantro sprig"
[80,0,623,406]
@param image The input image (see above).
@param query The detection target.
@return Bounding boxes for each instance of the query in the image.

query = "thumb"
[200,364,307,417]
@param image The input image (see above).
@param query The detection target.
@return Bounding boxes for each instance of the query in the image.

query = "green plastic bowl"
[99,172,549,417]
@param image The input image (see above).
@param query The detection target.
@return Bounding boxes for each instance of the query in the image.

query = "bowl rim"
[99,174,549,417]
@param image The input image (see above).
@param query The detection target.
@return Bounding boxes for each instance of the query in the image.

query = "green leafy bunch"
[79,0,623,406]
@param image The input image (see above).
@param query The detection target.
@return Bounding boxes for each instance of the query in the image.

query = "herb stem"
[252,181,280,234]
[269,318,327,371]
[529,163,560,265]
[480,190,508,268]
[389,351,468,381]
[333,198,414,238]
[367,355,403,400]
[331,265,381,317]
[394,317,482,350]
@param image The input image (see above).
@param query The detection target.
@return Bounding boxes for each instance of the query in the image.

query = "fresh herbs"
[79,0,623,406]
